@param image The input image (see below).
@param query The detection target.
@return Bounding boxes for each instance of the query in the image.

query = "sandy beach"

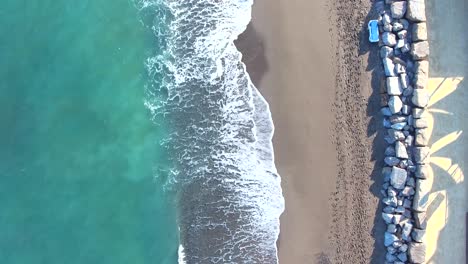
[237,0,386,262]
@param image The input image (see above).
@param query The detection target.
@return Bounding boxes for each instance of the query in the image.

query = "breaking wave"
[136,0,284,263]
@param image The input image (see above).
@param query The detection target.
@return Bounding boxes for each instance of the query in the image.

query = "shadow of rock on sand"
[235,22,269,88]
[358,0,386,263]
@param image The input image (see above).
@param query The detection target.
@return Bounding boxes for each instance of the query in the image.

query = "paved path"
[426,0,468,262]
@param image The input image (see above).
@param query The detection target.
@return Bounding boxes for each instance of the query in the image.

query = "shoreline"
[237,0,339,262]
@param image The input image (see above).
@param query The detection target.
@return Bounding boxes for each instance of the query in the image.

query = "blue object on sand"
[368,20,379,43]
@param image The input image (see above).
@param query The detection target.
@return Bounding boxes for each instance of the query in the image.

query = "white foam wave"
[139,0,285,263]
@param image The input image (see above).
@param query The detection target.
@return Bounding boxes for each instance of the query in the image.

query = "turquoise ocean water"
[0,1,178,263]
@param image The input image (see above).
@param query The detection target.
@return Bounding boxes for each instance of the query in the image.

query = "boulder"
[413,179,431,212]
[412,22,428,41]
[380,46,394,59]
[402,104,411,115]
[400,73,409,89]
[403,86,414,96]
[381,107,393,116]
[389,96,403,114]
[402,222,413,241]
[393,22,404,32]
[385,156,401,166]
[391,1,407,19]
[402,186,415,196]
[388,129,405,141]
[400,244,408,252]
[387,77,402,95]
[414,147,431,164]
[415,128,430,146]
[414,118,429,128]
[408,242,426,263]
[390,166,407,189]
[412,228,426,242]
[412,89,430,107]
[414,211,427,229]
[390,115,407,123]
[415,164,431,179]
[385,232,399,247]
[406,0,427,22]
[401,43,411,53]
[397,29,407,39]
[383,213,394,224]
[385,145,397,156]
[382,32,397,47]
[414,60,429,89]
[413,107,428,118]
[391,122,406,130]
[383,58,396,77]
[395,141,408,159]
[397,252,408,262]
[383,13,392,25]
[386,252,397,262]
[411,41,430,60]
[387,224,397,233]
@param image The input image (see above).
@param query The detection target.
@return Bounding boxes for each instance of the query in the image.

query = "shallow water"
[0,1,178,263]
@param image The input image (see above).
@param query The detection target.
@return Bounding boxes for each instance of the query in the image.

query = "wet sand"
[237,0,385,263]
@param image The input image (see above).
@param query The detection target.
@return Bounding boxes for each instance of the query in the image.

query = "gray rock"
[413,179,431,212]
[385,156,401,166]
[387,77,402,95]
[397,29,407,39]
[388,129,405,141]
[413,107,428,118]
[415,128,430,146]
[383,13,392,25]
[412,228,426,242]
[382,213,394,224]
[386,252,397,262]
[401,43,411,53]
[395,63,406,74]
[414,60,429,89]
[389,96,403,114]
[385,146,396,156]
[406,0,427,22]
[393,214,404,225]
[384,206,396,214]
[388,187,398,197]
[387,224,397,233]
[396,39,405,49]
[414,118,429,128]
[384,119,392,129]
[391,1,407,18]
[390,167,407,189]
[403,86,413,96]
[403,198,412,208]
[380,46,394,59]
[400,244,408,253]
[391,122,406,130]
[383,196,398,207]
[383,58,396,77]
[397,252,408,262]
[381,107,393,116]
[413,22,428,41]
[402,186,415,196]
[414,147,430,164]
[383,23,393,32]
[402,104,411,115]
[408,242,426,263]
[407,177,415,187]
[388,246,397,254]
[395,206,405,214]
[411,41,430,60]
[395,141,408,159]
[385,232,399,246]
[393,22,404,32]
[382,32,397,47]
[414,211,427,229]
[412,89,430,107]
[400,73,409,88]
[401,19,410,30]
[415,164,431,179]
[390,115,407,123]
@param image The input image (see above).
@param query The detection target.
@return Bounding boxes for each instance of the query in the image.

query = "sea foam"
[139,0,284,263]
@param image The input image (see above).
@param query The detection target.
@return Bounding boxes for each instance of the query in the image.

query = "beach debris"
[406,0,427,22]
[411,41,430,60]
[408,242,426,263]
[391,1,407,19]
